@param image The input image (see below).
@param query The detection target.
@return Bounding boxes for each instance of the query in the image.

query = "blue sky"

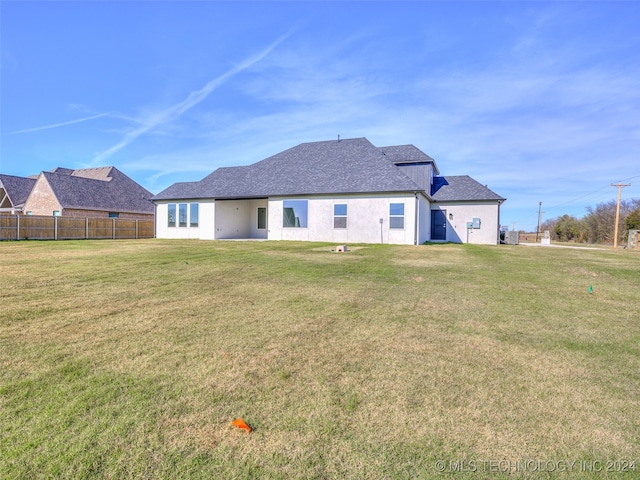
[1,1,639,231]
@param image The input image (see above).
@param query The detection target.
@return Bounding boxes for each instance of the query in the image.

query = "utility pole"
[611,182,631,248]
[536,202,542,242]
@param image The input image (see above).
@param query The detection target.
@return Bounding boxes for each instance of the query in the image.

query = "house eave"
[431,197,506,204]
[154,190,430,202]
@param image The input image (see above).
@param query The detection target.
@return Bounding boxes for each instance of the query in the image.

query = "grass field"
[1,239,639,479]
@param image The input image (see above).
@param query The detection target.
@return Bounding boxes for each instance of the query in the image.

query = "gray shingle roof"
[152,138,505,204]
[378,144,440,174]
[0,174,37,207]
[44,167,155,214]
[431,176,505,202]
[153,138,426,200]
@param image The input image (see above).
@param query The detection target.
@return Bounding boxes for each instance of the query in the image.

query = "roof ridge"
[0,173,32,180]
[71,166,114,181]
[296,137,371,147]
[44,170,108,183]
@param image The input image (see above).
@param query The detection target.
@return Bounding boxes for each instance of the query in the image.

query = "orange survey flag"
[231,418,252,433]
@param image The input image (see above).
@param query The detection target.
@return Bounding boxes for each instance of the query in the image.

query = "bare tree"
[540,218,559,240]
[583,198,640,244]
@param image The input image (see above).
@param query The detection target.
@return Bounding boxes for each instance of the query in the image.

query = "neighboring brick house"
[0,174,37,214]
[21,167,154,219]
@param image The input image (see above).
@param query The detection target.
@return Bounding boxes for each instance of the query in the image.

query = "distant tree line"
[539,198,640,244]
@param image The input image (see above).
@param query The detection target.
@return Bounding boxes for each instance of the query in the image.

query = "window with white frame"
[389,203,405,229]
[334,204,347,228]
[190,203,199,227]
[168,203,199,228]
[168,204,176,227]
[178,203,187,227]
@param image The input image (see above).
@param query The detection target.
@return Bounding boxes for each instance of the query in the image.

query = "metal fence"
[0,215,155,241]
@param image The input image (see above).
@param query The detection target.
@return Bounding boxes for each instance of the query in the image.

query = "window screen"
[389,203,404,229]
[334,204,347,229]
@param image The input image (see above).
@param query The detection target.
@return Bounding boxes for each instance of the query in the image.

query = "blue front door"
[431,210,446,240]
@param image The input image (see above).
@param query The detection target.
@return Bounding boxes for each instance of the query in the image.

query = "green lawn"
[1,240,639,479]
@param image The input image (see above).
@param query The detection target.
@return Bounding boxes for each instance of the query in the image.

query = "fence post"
[112,218,116,239]
[136,219,139,239]
[54,216,58,240]
[16,214,20,240]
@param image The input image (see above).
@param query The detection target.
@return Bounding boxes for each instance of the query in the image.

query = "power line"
[618,175,640,182]
[548,184,612,210]
[506,176,639,232]
[532,177,639,219]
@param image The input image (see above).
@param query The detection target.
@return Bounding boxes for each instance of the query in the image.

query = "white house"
[152,138,505,245]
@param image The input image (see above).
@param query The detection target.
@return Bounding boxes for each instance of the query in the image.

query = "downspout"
[497,200,502,245]
[414,192,419,245]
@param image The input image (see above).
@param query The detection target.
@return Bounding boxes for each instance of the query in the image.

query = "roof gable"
[0,174,37,207]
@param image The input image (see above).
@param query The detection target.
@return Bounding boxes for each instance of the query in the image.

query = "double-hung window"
[334,204,347,228]
[389,203,405,229]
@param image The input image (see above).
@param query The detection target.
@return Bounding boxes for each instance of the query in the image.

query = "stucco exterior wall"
[155,200,215,240]
[268,193,421,245]
[198,201,216,239]
[431,202,501,244]
[417,195,431,244]
[154,196,502,245]
[214,199,268,239]
[247,199,269,239]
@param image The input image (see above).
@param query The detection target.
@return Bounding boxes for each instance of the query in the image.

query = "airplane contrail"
[93,32,292,164]
[9,112,112,135]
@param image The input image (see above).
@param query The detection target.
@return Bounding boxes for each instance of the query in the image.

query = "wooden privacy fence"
[0,215,154,241]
